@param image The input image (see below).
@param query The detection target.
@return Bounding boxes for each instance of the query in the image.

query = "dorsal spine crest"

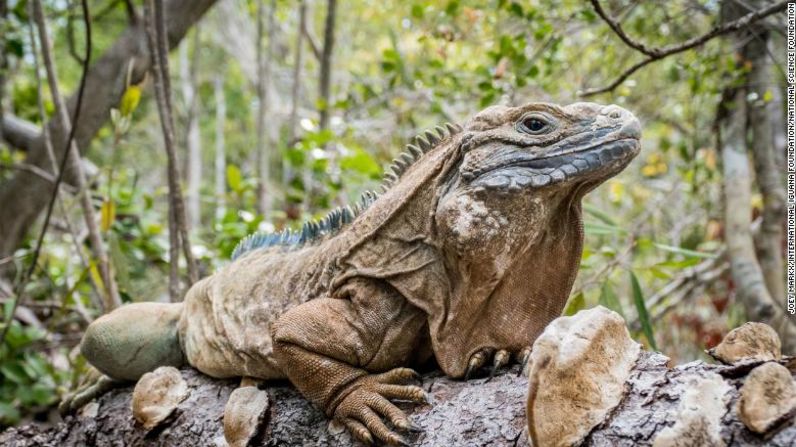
[230,122,462,259]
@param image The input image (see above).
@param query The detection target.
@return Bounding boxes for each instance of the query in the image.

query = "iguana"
[66,101,641,445]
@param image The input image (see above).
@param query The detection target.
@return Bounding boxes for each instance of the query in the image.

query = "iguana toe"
[517,346,532,377]
[343,419,374,445]
[464,349,490,380]
[374,383,427,403]
[59,374,122,415]
[334,367,424,445]
[487,349,511,381]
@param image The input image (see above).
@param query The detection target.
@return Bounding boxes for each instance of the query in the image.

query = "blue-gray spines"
[230,122,462,260]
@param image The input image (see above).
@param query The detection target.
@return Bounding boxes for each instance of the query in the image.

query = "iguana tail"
[81,302,186,381]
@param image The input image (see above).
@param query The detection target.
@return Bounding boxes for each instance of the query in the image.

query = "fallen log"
[1,308,794,446]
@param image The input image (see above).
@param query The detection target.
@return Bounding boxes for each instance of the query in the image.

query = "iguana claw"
[59,370,122,415]
[405,422,424,433]
[464,350,489,380]
[334,367,425,446]
[517,346,532,377]
[486,349,511,382]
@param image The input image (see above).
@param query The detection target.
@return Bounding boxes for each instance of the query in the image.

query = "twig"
[0,0,93,343]
[581,0,789,96]
[144,0,198,300]
[0,163,71,191]
[301,16,321,60]
[32,0,121,311]
[27,12,104,308]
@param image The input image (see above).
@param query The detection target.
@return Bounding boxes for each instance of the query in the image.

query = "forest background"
[0,0,790,428]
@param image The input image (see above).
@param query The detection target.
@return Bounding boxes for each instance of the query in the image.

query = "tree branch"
[144,0,199,299]
[0,115,41,151]
[301,16,321,61]
[32,0,122,312]
[580,0,789,97]
[0,0,217,266]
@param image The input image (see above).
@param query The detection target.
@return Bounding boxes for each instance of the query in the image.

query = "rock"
[526,306,641,447]
[223,386,270,447]
[131,366,189,430]
[708,322,781,364]
[650,373,731,447]
[737,362,796,434]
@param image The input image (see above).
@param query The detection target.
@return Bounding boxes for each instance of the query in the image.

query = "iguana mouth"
[468,137,639,190]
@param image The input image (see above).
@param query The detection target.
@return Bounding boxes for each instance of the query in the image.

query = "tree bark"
[284,0,306,191]
[288,0,306,145]
[179,30,203,230]
[0,0,217,270]
[255,0,276,217]
[743,0,786,309]
[318,0,337,132]
[2,352,793,446]
[214,74,226,220]
[144,0,199,299]
[718,0,796,352]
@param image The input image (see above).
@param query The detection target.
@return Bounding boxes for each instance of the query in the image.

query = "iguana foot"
[465,347,533,380]
[59,370,124,415]
[334,367,426,446]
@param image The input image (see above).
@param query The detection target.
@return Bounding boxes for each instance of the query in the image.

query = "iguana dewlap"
[77,101,641,445]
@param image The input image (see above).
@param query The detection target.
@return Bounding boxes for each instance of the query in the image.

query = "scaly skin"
[74,101,641,445]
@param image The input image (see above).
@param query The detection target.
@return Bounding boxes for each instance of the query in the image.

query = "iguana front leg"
[272,279,428,445]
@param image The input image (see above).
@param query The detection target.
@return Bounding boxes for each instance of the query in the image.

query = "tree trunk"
[288,0,306,144]
[214,74,226,220]
[255,0,276,218]
[318,0,337,132]
[744,0,786,309]
[284,0,306,192]
[718,0,796,351]
[179,30,203,230]
[0,0,217,268]
[2,333,793,446]
[144,0,199,299]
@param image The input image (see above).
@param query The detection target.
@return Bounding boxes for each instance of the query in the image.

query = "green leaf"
[648,266,671,280]
[762,89,773,102]
[411,4,424,19]
[653,243,716,259]
[563,291,585,316]
[598,281,624,318]
[584,222,627,235]
[445,0,460,16]
[340,148,381,176]
[100,200,116,232]
[226,165,243,192]
[629,271,657,350]
[1,362,29,384]
[655,258,701,269]
[0,402,20,425]
[119,85,142,116]
[583,204,617,226]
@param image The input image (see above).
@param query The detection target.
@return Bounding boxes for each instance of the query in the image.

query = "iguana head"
[427,102,641,377]
[457,102,640,194]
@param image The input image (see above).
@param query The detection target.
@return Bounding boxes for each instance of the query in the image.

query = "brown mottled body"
[76,101,641,445]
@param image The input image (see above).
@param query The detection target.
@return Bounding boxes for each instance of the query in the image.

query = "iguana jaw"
[457,102,641,193]
[467,137,639,191]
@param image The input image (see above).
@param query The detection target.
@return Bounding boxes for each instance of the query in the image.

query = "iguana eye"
[517,115,551,135]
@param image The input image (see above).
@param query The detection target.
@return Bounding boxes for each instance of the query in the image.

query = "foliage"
[0,0,778,426]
